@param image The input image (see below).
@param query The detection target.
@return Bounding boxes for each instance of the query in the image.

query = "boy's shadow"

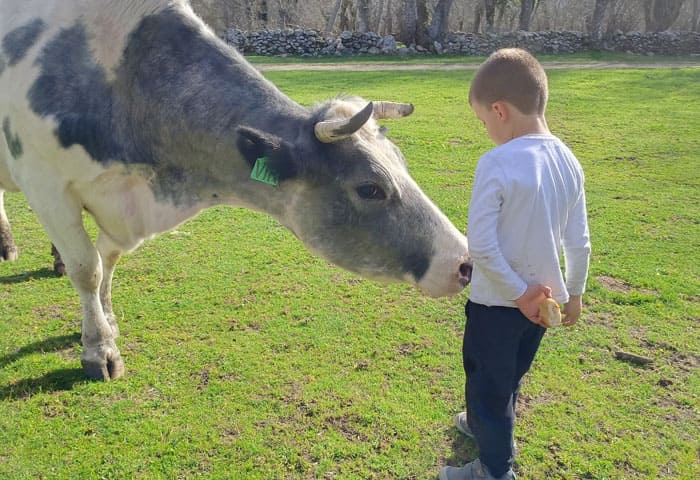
[0,333,86,400]
[444,427,479,467]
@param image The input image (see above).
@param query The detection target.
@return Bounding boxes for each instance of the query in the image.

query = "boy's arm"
[562,187,591,325]
[467,162,528,302]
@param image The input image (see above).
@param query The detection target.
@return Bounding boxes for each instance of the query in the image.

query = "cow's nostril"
[459,261,473,284]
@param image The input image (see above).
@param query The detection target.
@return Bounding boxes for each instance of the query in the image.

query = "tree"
[275,0,298,28]
[399,0,418,44]
[381,0,394,34]
[338,0,355,32]
[483,0,497,33]
[644,0,686,32]
[518,0,536,31]
[326,0,343,32]
[472,1,484,32]
[590,0,611,40]
[357,0,371,32]
[429,0,455,43]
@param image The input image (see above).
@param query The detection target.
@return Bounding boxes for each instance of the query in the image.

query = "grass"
[245,51,700,66]
[1,65,699,479]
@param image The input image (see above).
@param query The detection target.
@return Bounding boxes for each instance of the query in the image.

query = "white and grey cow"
[0,0,471,380]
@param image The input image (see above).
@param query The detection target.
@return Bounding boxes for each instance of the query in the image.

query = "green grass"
[245,52,700,66]
[1,65,699,479]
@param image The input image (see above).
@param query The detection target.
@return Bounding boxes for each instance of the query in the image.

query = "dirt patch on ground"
[597,275,633,294]
[596,275,657,296]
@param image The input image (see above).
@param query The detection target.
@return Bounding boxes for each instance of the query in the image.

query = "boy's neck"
[507,112,550,141]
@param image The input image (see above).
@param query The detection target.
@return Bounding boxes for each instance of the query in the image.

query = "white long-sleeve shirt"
[467,134,591,307]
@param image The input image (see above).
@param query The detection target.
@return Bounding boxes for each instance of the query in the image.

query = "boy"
[439,49,591,480]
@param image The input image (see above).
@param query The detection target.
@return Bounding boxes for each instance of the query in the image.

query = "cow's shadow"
[0,333,86,400]
[0,268,57,284]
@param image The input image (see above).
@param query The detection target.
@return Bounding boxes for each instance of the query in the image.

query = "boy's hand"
[515,284,552,327]
[562,295,583,326]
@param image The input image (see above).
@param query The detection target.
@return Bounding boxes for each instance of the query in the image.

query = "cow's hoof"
[81,345,125,381]
[1,245,19,261]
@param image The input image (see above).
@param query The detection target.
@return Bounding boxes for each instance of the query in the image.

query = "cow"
[0,0,471,381]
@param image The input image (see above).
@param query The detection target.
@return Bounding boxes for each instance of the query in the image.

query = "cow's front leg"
[97,232,123,338]
[68,239,124,380]
[71,242,124,380]
[29,193,124,380]
[0,191,19,262]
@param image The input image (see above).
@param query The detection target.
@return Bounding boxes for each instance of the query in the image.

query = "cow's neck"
[114,5,307,214]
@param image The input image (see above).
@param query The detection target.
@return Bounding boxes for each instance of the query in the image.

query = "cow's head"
[237,97,471,297]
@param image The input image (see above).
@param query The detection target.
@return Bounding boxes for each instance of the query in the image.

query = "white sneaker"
[455,411,474,438]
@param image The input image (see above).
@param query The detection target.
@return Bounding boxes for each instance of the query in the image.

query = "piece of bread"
[539,298,561,327]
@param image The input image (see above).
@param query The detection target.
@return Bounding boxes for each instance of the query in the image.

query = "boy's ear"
[236,126,299,181]
[491,101,509,121]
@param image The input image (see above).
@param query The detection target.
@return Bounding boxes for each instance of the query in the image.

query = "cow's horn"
[314,102,374,143]
[373,102,414,119]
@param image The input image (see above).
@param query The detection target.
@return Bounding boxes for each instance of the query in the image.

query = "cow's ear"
[236,127,298,181]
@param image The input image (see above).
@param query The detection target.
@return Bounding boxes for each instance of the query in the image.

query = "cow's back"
[1,1,173,187]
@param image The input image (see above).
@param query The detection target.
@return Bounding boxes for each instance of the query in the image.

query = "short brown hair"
[469,48,549,115]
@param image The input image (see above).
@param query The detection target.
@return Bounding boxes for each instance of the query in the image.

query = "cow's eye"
[356,183,387,200]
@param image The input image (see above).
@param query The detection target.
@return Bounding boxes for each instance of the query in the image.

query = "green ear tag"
[250,157,279,186]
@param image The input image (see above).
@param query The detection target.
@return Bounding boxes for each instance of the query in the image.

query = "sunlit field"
[1,63,698,479]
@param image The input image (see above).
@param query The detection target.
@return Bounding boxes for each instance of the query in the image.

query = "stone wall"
[223,29,700,57]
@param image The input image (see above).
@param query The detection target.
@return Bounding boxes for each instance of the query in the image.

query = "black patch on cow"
[28,24,123,162]
[404,251,430,281]
[2,19,46,65]
[27,8,306,205]
[2,117,23,159]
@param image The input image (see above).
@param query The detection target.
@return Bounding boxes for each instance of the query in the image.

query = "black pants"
[463,300,546,477]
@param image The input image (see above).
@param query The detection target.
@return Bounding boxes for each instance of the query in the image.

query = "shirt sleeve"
[563,186,591,296]
[467,158,528,301]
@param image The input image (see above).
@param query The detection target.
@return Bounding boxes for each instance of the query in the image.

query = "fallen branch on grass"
[614,350,654,366]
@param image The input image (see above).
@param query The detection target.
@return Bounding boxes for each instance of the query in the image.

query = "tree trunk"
[385,0,394,34]
[483,0,497,33]
[518,0,535,31]
[473,1,483,33]
[591,0,611,40]
[326,0,344,32]
[429,0,455,43]
[416,0,430,46]
[246,0,257,29]
[400,0,418,45]
[375,0,386,33]
[339,0,354,32]
[276,0,297,29]
[693,0,700,31]
[644,0,686,32]
[256,0,269,28]
[357,0,370,33]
